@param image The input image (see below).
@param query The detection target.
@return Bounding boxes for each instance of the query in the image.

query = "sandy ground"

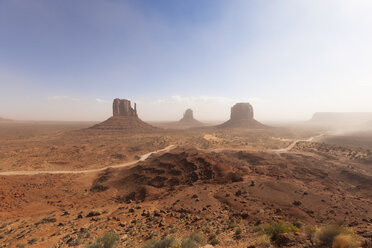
[0,122,371,247]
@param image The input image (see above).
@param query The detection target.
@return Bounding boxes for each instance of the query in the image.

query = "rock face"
[172,109,204,129]
[90,98,157,132]
[113,98,137,117]
[180,109,194,123]
[218,103,265,128]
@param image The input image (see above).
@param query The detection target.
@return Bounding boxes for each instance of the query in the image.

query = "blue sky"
[1,0,372,121]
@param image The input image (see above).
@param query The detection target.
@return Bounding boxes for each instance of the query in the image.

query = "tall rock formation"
[174,108,204,128]
[113,98,137,117]
[179,109,201,124]
[218,103,265,128]
[90,98,157,131]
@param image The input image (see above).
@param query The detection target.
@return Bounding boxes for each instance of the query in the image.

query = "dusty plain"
[0,121,371,247]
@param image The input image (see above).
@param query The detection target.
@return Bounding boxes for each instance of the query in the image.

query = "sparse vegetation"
[142,232,205,248]
[85,232,119,248]
[235,227,242,236]
[142,236,178,248]
[256,234,271,248]
[314,224,362,248]
[28,238,38,245]
[260,221,299,241]
[332,233,362,248]
[181,232,205,248]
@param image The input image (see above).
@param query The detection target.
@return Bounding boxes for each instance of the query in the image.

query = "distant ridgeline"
[0,117,12,122]
[309,112,372,127]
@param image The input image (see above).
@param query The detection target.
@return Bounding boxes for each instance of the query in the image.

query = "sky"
[1,0,372,122]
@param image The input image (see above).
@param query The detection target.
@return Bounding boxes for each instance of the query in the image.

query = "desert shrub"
[143,232,205,248]
[142,236,179,248]
[314,224,352,247]
[181,232,205,248]
[332,233,362,248]
[208,233,219,246]
[85,232,119,248]
[261,221,299,241]
[256,234,271,248]
[28,238,38,245]
[292,220,303,229]
[235,227,242,236]
[304,225,317,244]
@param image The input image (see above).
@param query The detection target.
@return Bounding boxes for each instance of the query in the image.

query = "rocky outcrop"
[91,147,246,202]
[90,98,157,132]
[113,98,137,117]
[163,109,204,129]
[180,109,195,123]
[179,109,203,125]
[218,103,265,128]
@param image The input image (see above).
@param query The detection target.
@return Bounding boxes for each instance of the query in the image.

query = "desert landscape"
[2,1,372,247]
[0,99,371,248]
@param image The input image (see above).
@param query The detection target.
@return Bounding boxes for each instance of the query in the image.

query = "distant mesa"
[177,109,204,127]
[218,102,265,128]
[309,112,372,128]
[90,98,157,131]
[0,117,12,122]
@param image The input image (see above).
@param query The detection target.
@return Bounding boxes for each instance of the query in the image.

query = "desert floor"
[0,121,371,247]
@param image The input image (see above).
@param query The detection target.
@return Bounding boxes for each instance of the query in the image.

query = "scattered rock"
[86,211,101,217]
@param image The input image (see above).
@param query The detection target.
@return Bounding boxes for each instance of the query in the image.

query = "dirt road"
[272,134,324,153]
[0,145,175,176]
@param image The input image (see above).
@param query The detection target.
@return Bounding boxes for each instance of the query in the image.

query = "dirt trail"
[0,145,175,176]
[272,134,324,153]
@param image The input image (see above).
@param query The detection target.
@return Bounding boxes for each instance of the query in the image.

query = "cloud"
[155,95,263,105]
[95,98,106,103]
[137,95,265,121]
[46,96,81,102]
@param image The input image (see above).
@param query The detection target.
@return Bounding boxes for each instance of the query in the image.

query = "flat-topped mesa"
[230,103,254,121]
[218,102,265,128]
[113,98,137,117]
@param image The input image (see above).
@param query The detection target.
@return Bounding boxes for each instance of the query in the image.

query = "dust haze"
[1,1,372,248]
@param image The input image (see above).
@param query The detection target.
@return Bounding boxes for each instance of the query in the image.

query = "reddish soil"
[0,123,371,247]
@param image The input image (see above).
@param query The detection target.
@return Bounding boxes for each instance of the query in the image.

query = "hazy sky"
[1,0,372,121]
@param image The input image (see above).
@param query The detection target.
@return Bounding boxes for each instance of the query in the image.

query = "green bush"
[142,236,179,248]
[181,232,205,248]
[85,232,119,248]
[261,221,299,241]
[142,232,205,248]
